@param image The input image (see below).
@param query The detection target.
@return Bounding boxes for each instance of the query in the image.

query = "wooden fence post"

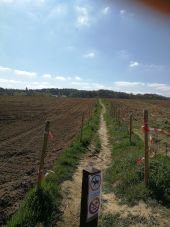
[37,121,50,189]
[80,168,101,227]
[144,110,149,186]
[129,113,133,144]
[80,112,85,142]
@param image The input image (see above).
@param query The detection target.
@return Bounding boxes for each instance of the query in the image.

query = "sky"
[0,0,170,96]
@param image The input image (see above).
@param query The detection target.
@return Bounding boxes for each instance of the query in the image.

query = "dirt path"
[56,101,170,227]
[56,100,111,227]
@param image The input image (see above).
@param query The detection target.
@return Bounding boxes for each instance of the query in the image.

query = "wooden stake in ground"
[80,112,85,142]
[37,121,50,189]
[144,110,149,186]
[129,113,133,144]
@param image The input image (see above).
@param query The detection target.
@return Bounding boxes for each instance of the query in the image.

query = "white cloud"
[113,81,146,94]
[102,6,110,15]
[0,78,22,84]
[117,50,129,60]
[66,46,75,51]
[43,74,52,79]
[84,52,95,59]
[147,83,170,92]
[66,76,72,80]
[0,0,14,3]
[48,4,68,17]
[55,76,66,81]
[120,9,126,16]
[75,6,90,27]
[129,61,165,71]
[75,76,81,80]
[0,66,12,72]
[0,77,24,89]
[71,81,88,86]
[112,81,170,96]
[144,64,165,71]
[0,0,45,6]
[120,9,134,19]
[129,61,140,68]
[92,83,105,89]
[114,81,145,88]
[14,69,37,77]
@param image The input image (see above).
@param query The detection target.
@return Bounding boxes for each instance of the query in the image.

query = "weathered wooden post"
[144,110,149,186]
[80,167,101,227]
[37,121,50,189]
[80,112,85,142]
[129,113,133,144]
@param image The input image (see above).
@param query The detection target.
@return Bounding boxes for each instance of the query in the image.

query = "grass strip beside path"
[103,100,170,207]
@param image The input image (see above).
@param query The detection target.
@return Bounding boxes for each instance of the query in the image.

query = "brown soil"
[0,96,96,226]
[110,99,170,155]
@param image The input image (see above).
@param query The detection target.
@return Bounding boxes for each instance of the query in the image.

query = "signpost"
[80,167,101,227]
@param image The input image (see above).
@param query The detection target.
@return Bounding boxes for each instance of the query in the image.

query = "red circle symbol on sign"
[90,175,101,191]
[89,197,100,214]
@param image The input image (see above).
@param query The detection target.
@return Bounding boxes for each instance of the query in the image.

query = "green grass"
[103,100,170,207]
[7,101,101,227]
[99,213,159,227]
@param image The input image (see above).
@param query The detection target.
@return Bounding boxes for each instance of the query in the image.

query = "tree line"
[0,87,168,100]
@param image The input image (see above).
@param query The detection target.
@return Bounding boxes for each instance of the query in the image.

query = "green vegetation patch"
[7,102,101,227]
[103,100,170,207]
[99,213,159,227]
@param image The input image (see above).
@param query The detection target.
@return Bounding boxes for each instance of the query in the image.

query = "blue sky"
[0,0,170,96]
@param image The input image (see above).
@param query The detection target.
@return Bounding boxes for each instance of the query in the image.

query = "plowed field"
[110,99,170,129]
[0,96,96,225]
[110,99,170,153]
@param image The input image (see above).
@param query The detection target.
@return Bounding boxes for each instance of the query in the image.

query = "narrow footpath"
[56,101,170,227]
[56,100,111,227]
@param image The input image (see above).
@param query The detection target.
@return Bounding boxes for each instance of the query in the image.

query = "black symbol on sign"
[89,197,100,214]
[90,175,101,191]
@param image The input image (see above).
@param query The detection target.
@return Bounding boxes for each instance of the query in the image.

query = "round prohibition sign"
[89,197,100,214]
[90,174,101,191]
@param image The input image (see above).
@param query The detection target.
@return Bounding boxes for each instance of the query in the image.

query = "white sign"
[87,172,102,221]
